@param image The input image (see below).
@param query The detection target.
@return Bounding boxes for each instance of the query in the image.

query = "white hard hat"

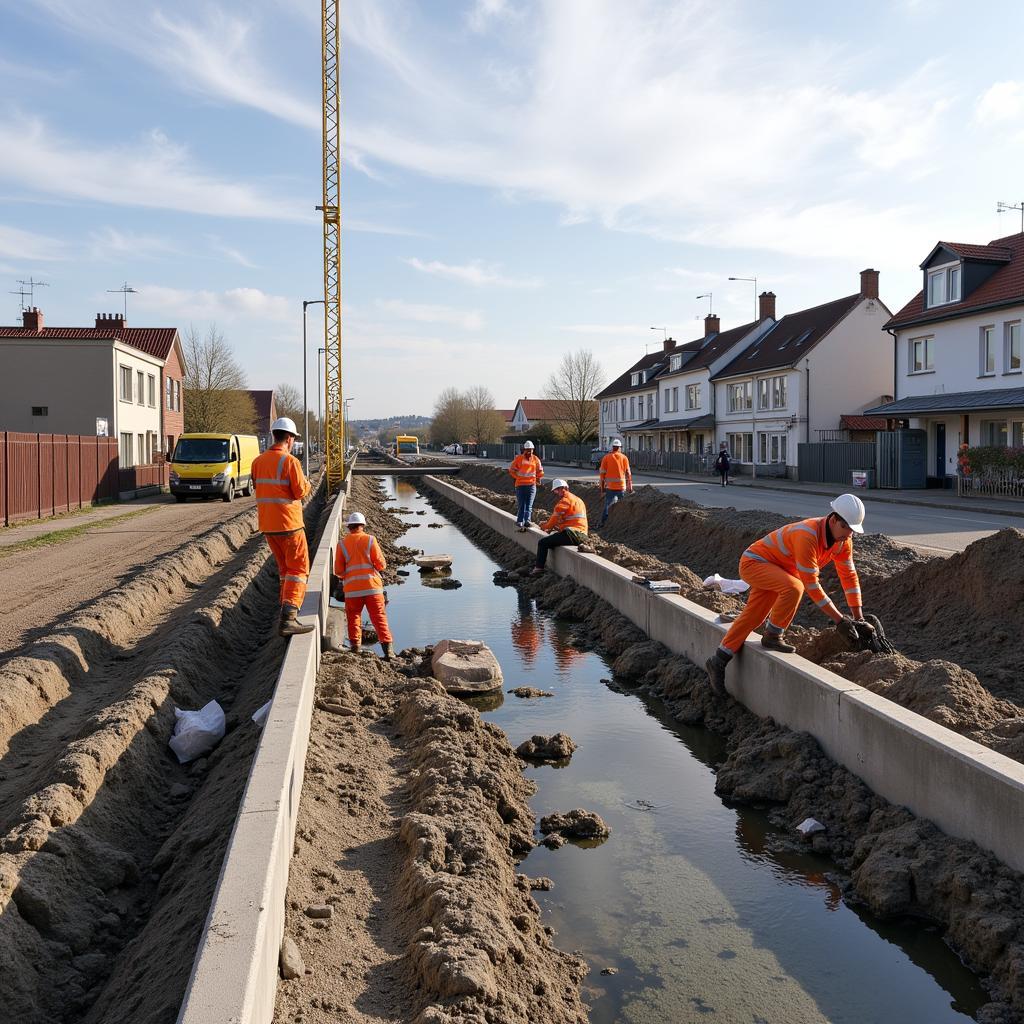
[611,438,622,447]
[346,512,366,526]
[551,478,569,490]
[830,493,865,533]
[523,440,535,449]
[271,416,301,437]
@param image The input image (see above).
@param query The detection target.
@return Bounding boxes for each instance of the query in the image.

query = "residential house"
[0,308,185,465]
[507,398,597,439]
[866,232,1024,481]
[712,270,892,476]
[596,341,674,450]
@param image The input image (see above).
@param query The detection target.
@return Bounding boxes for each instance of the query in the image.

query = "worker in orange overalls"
[509,440,544,531]
[530,478,589,576]
[253,417,314,637]
[705,494,876,696]
[597,438,633,528]
[333,511,394,659]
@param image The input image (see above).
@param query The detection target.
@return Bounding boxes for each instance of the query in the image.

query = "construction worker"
[530,478,589,575]
[704,494,876,696]
[713,443,732,486]
[509,440,544,531]
[598,438,633,527]
[253,417,315,637]
[333,511,395,659]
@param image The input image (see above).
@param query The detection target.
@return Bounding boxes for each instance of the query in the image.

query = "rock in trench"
[516,733,577,762]
[431,639,503,693]
[540,808,611,840]
[280,936,305,980]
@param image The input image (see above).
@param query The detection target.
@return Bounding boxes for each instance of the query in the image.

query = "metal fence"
[957,469,1024,499]
[797,442,875,485]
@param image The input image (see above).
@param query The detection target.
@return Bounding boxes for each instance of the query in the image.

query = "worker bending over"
[530,478,589,576]
[598,438,633,527]
[705,494,875,696]
[333,511,394,659]
[253,417,314,637]
[509,440,544,531]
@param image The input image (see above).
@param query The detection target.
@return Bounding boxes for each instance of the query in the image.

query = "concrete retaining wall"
[177,467,353,1024]
[422,474,1024,874]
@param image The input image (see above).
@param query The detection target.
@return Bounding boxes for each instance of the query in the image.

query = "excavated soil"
[0,485,328,1024]
[420,476,1024,1023]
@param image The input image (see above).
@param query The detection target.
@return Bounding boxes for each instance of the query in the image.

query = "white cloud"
[562,324,649,336]
[0,223,68,261]
[134,284,294,323]
[376,299,484,330]
[90,227,183,261]
[206,236,258,269]
[467,0,518,33]
[975,81,1024,125]
[405,257,541,288]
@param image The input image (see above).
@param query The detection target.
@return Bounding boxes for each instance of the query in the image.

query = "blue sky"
[2,0,1023,419]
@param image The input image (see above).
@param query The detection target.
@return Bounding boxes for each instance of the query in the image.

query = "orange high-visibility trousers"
[265,531,310,609]
[721,557,805,654]
[345,595,392,646]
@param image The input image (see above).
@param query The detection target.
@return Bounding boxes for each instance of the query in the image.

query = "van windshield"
[173,438,230,463]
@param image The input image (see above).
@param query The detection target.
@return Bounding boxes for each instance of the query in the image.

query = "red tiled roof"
[0,324,179,360]
[495,409,514,421]
[840,414,888,431]
[889,231,1024,329]
[940,242,1012,262]
[516,398,586,420]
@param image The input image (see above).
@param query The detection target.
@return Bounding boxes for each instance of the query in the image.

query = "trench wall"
[421,474,1024,875]
[176,465,353,1024]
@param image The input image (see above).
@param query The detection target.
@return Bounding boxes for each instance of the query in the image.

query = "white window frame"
[630,372,640,386]
[726,432,753,463]
[136,370,145,405]
[758,431,788,464]
[174,380,181,412]
[728,381,753,412]
[980,326,996,376]
[685,383,700,411]
[757,378,770,411]
[119,431,133,466]
[926,261,961,307]
[147,373,156,407]
[909,335,934,374]
[670,354,682,371]
[119,365,132,402]
[772,375,787,409]
[1005,321,1022,374]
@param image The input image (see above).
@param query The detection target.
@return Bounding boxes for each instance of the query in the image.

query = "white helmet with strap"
[611,438,622,447]
[271,416,301,437]
[551,478,569,490]
[523,440,535,449]
[346,512,366,526]
[830,493,865,533]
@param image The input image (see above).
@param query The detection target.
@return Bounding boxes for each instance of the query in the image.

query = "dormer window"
[927,262,961,307]
[630,372,640,386]
[669,354,682,371]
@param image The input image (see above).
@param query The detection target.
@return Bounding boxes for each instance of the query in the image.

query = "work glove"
[331,574,345,603]
[853,618,876,636]
[861,613,897,655]
[835,616,861,642]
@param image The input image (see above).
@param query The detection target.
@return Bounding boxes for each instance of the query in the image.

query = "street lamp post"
[343,397,355,456]
[728,276,758,322]
[317,346,326,462]
[302,299,326,476]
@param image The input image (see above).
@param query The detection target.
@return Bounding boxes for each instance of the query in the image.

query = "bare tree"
[464,385,507,445]
[182,324,257,433]
[429,387,472,445]
[543,349,605,445]
[274,382,303,425]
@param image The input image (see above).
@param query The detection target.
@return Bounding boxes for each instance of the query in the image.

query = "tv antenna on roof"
[11,277,49,312]
[696,292,713,315]
[997,201,1024,233]
[107,282,138,318]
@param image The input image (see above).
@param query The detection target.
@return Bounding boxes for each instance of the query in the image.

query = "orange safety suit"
[599,450,632,492]
[334,530,392,646]
[509,453,544,487]
[253,443,312,609]
[721,516,862,653]
[541,493,589,535]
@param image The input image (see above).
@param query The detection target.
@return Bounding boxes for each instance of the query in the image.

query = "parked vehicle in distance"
[170,433,260,503]
[590,447,609,468]
[293,440,304,458]
[396,434,420,455]
[441,443,464,455]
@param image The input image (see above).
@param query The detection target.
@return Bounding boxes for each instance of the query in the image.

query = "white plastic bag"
[251,700,272,729]
[168,700,226,764]
[702,573,750,595]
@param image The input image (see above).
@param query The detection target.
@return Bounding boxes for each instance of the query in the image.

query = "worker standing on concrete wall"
[597,438,633,527]
[333,512,394,659]
[705,494,875,696]
[530,479,589,576]
[253,417,315,637]
[509,440,544,531]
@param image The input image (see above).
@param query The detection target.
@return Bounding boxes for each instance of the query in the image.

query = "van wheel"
[246,479,255,497]
[223,482,234,503]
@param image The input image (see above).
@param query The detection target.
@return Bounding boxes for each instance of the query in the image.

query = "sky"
[2,0,1024,419]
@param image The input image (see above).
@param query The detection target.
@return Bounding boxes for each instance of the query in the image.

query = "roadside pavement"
[0,493,173,548]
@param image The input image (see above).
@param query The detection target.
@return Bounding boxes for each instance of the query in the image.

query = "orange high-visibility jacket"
[509,453,544,487]
[252,444,311,534]
[542,492,588,535]
[742,516,862,618]
[334,531,386,598]
[599,450,632,491]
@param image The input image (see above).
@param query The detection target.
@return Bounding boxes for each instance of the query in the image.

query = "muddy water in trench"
[376,477,986,1023]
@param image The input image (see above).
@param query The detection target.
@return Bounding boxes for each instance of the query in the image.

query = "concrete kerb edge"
[176,460,354,1024]
[421,473,1024,875]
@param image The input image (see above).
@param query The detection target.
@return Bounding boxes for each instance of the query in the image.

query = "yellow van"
[169,433,261,503]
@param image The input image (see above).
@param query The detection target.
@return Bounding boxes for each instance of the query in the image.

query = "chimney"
[22,307,44,331]
[758,291,776,321]
[704,313,720,338]
[860,268,879,300]
[663,335,675,353]
[95,312,126,330]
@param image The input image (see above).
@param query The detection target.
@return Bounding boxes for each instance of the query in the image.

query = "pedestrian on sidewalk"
[598,438,633,527]
[714,443,732,486]
[509,440,544,531]
[704,494,875,696]
[530,479,589,575]
[253,417,315,637]
[333,511,394,659]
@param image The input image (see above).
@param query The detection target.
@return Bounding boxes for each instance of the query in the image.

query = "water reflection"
[510,593,544,667]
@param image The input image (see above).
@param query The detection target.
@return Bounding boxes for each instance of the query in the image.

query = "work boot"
[761,633,796,653]
[704,653,729,698]
[529,566,545,577]
[348,642,362,654]
[279,606,315,637]
[381,642,395,661]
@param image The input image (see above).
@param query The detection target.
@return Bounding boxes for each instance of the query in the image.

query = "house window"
[147,374,156,407]
[120,431,133,466]
[672,387,679,413]
[631,372,640,386]
[980,419,1008,447]
[726,432,753,463]
[620,398,626,419]
[728,381,752,412]
[120,365,133,401]
[909,336,934,373]
[686,383,700,410]
[31,405,48,416]
[136,370,145,405]
[174,380,181,411]
[1013,421,1024,447]
[670,354,682,371]
[758,432,788,464]
[927,263,961,307]
[166,378,172,409]
[771,375,787,409]
[138,433,145,462]
[980,327,996,376]
[757,379,770,411]
[1006,322,1021,373]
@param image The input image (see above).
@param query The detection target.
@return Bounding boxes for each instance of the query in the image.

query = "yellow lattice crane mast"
[320,0,344,489]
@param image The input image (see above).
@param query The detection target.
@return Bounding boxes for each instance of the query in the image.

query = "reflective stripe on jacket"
[599,450,632,491]
[334,531,386,598]
[252,444,310,534]
[742,516,861,617]
[509,453,544,487]
[542,492,589,535]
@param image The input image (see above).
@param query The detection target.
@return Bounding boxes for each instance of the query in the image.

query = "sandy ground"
[0,493,259,657]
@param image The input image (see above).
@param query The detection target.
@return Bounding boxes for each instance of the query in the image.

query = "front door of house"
[935,422,946,477]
